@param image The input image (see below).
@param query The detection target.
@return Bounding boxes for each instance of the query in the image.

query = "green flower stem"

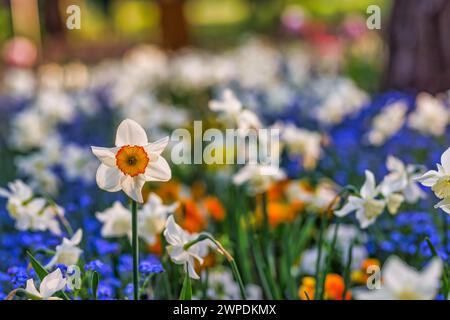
[185,233,247,299]
[320,220,340,299]
[314,212,327,300]
[130,199,139,300]
[342,242,354,299]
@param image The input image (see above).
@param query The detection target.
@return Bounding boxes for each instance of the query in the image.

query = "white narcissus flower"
[209,89,261,131]
[138,193,178,245]
[408,92,449,136]
[381,155,425,204]
[164,215,209,280]
[0,180,33,218]
[367,101,407,146]
[335,170,385,229]
[278,122,322,170]
[417,147,450,213]
[355,256,442,300]
[25,268,66,300]
[96,201,132,238]
[46,229,83,268]
[0,181,63,234]
[233,164,286,194]
[91,118,171,203]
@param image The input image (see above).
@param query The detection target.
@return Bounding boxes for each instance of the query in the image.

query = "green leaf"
[91,271,99,300]
[179,273,192,300]
[26,251,49,281]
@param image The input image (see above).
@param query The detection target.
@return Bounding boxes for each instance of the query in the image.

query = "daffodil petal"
[91,146,118,167]
[144,156,171,181]
[96,164,123,192]
[120,175,145,203]
[441,147,450,173]
[145,137,169,156]
[115,119,148,147]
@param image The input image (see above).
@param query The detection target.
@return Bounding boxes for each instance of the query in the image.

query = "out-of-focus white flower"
[345,245,368,271]
[278,122,322,170]
[2,68,36,97]
[314,78,368,125]
[335,170,385,228]
[408,93,449,136]
[119,93,189,131]
[355,256,442,300]
[326,224,368,270]
[209,89,261,130]
[285,44,311,87]
[232,39,280,90]
[245,284,263,300]
[138,193,178,245]
[381,156,425,204]
[38,63,64,90]
[25,268,66,300]
[0,181,62,234]
[367,101,407,145]
[91,119,171,203]
[164,215,209,280]
[46,229,83,268]
[299,247,327,275]
[34,204,63,235]
[233,164,286,194]
[170,50,214,89]
[96,201,132,238]
[383,192,404,215]
[286,180,337,211]
[0,180,33,218]
[10,109,53,150]
[15,153,60,196]
[203,270,241,299]
[64,61,89,90]
[417,147,450,213]
[326,224,367,251]
[36,89,76,124]
[61,144,98,183]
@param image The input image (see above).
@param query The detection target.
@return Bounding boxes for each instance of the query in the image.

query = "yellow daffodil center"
[363,199,385,219]
[396,291,421,300]
[432,176,450,199]
[115,145,149,177]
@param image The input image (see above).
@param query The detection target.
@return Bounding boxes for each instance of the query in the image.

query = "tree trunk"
[158,0,190,50]
[383,0,450,94]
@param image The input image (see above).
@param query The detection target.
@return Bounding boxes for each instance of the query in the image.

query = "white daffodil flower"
[0,179,33,218]
[46,229,83,268]
[25,268,66,300]
[381,156,425,204]
[355,256,442,300]
[164,215,208,280]
[408,93,449,136]
[232,164,286,194]
[138,193,178,245]
[96,201,132,238]
[417,147,450,213]
[367,101,407,146]
[335,170,385,228]
[279,122,322,170]
[91,118,171,203]
[7,196,62,235]
[209,89,261,130]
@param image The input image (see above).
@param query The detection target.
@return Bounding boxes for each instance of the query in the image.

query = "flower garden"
[0,0,449,301]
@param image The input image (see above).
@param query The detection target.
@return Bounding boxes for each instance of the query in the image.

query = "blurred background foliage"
[0,0,390,93]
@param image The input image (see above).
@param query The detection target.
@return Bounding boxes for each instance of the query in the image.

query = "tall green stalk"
[131,199,139,300]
